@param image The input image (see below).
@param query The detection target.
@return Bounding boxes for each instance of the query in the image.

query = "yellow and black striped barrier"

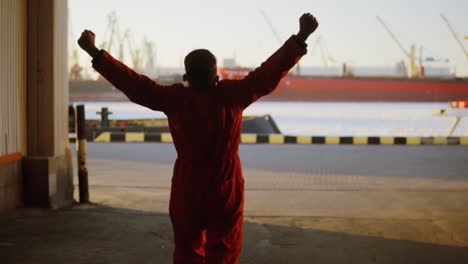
[91,132,468,146]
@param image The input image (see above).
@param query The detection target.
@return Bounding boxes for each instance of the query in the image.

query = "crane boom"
[376,16,410,57]
[143,37,157,75]
[259,9,282,45]
[259,9,304,75]
[310,35,336,67]
[440,14,468,60]
[100,11,121,56]
[376,16,419,78]
[122,30,143,71]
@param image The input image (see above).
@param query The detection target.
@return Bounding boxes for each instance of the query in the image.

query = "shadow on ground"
[0,204,467,264]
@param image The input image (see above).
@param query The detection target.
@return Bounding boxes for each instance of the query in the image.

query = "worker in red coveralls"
[78,13,318,264]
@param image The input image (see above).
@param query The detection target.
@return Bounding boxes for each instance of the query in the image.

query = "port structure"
[440,14,468,61]
[309,35,337,68]
[258,9,302,75]
[259,9,338,74]
[376,16,423,79]
[70,11,157,78]
[260,9,300,75]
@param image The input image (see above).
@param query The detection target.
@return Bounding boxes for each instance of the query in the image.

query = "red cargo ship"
[219,67,468,102]
[69,68,468,102]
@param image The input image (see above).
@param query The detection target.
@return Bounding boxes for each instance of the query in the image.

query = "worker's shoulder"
[165,82,186,89]
[163,82,188,92]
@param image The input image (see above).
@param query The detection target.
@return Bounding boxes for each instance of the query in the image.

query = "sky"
[69,0,468,76]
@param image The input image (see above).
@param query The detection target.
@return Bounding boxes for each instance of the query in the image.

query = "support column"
[23,0,74,209]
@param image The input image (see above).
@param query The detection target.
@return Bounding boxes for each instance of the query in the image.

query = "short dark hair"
[184,49,217,81]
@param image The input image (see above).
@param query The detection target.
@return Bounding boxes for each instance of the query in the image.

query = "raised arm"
[224,13,319,108]
[77,30,181,113]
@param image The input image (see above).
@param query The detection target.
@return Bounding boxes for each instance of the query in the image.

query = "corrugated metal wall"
[0,0,26,157]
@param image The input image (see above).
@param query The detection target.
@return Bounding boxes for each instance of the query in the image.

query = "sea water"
[73,101,468,137]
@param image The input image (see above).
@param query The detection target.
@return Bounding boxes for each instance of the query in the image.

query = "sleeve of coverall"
[92,51,181,113]
[226,35,307,109]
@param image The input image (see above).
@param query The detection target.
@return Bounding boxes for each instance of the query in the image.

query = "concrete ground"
[1,143,468,263]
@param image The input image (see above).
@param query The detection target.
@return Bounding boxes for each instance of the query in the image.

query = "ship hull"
[69,76,468,102]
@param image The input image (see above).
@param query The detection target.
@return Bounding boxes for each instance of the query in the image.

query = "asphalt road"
[79,143,468,185]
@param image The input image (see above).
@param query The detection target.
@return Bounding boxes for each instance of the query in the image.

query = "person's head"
[183,49,219,91]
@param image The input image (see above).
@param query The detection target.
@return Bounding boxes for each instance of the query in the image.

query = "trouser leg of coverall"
[205,213,243,264]
[205,176,244,264]
[171,219,243,264]
[170,182,207,263]
[172,222,206,263]
[171,200,244,264]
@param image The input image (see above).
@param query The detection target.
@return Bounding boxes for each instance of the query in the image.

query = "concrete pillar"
[23,0,74,209]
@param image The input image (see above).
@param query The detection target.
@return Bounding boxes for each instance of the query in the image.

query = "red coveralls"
[93,36,307,263]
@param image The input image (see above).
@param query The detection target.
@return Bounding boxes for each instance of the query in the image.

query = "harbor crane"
[440,14,468,60]
[259,9,282,45]
[99,11,158,75]
[69,49,83,80]
[143,37,157,76]
[309,35,337,68]
[259,9,301,75]
[101,11,120,55]
[376,16,421,79]
[259,9,341,74]
[121,30,144,72]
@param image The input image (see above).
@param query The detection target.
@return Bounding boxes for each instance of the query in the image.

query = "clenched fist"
[78,30,100,58]
[297,13,319,43]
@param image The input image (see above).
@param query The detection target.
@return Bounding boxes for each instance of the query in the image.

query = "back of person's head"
[183,49,219,91]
